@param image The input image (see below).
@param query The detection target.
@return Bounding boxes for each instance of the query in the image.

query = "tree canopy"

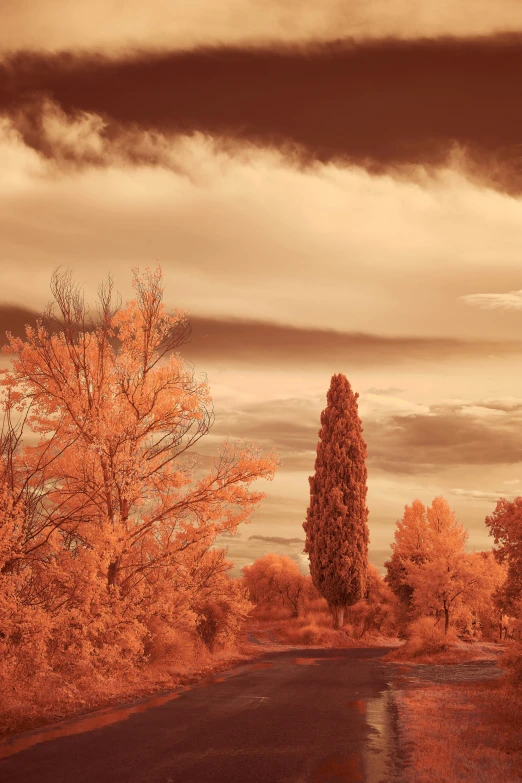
[303,373,369,629]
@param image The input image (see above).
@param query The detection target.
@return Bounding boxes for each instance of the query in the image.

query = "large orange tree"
[0,268,277,674]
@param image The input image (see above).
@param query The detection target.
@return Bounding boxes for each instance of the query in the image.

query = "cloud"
[218,398,514,485]
[214,530,241,539]
[0,304,42,342]
[4,39,522,197]
[217,528,309,575]
[4,98,243,176]
[4,298,522,484]
[461,289,522,311]
[2,2,522,55]
[206,392,522,481]
[358,394,431,419]
[4,104,522,347]
[208,393,440,472]
[185,319,522,368]
[4,304,522,368]
[297,552,310,575]
[248,535,305,546]
[449,487,517,501]
[366,400,522,473]
[364,387,405,396]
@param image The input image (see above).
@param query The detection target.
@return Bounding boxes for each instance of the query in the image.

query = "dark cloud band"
[3,36,522,191]
[185,317,522,367]
[248,535,305,545]
[3,305,522,366]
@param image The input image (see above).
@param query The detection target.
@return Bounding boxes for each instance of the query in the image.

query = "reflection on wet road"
[0,647,407,783]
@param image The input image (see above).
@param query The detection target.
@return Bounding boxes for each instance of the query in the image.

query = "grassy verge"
[0,603,398,740]
[251,602,401,648]
[0,631,286,739]
[385,639,502,665]
[395,679,522,783]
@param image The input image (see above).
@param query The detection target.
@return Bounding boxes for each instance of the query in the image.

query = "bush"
[398,616,458,658]
[276,616,341,646]
[499,641,522,683]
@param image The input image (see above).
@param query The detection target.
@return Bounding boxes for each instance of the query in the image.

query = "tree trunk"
[444,604,450,635]
[107,557,120,588]
[331,604,345,630]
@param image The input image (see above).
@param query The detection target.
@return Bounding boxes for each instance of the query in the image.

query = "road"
[0,647,401,783]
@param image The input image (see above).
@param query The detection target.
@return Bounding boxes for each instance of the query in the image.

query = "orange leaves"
[242,553,308,617]
[304,374,369,622]
[0,267,277,695]
[387,496,505,635]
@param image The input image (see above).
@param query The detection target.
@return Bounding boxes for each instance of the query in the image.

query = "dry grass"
[384,617,503,665]
[249,605,349,647]
[250,600,400,648]
[387,639,503,665]
[0,599,400,739]
[395,679,522,783]
[0,631,274,739]
[1,601,353,738]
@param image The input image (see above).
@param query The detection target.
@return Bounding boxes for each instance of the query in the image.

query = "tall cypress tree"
[303,373,369,629]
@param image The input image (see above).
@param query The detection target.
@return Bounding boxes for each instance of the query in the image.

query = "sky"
[3,3,522,575]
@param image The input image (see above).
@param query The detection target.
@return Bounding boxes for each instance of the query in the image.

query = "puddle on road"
[312,752,363,782]
[345,700,366,716]
[364,691,395,783]
[245,662,274,672]
[294,656,341,666]
[386,660,503,690]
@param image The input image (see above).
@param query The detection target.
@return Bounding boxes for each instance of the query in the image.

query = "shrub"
[398,616,458,658]
[499,641,522,683]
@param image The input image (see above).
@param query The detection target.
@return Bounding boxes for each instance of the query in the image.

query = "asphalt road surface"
[0,647,401,783]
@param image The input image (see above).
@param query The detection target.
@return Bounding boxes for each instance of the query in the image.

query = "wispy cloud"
[366,398,522,473]
[461,289,522,311]
[5,305,522,367]
[3,108,522,344]
[2,1,522,55]
[449,487,518,501]
[248,535,305,546]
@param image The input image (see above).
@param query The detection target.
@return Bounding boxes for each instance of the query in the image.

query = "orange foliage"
[304,373,369,629]
[242,553,310,617]
[385,499,429,607]
[386,496,505,636]
[344,564,400,639]
[0,268,277,730]
[486,498,522,592]
[244,557,399,645]
[390,616,459,661]
[396,681,522,782]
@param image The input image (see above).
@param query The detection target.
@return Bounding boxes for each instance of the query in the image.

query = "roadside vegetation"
[2,267,522,783]
[0,268,277,736]
[395,679,522,783]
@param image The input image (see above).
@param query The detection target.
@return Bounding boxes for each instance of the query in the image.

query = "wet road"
[0,647,400,783]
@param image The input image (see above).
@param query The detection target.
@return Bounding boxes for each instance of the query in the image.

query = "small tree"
[345,564,400,639]
[400,497,490,634]
[242,553,307,617]
[385,499,429,607]
[485,496,522,614]
[303,374,369,629]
